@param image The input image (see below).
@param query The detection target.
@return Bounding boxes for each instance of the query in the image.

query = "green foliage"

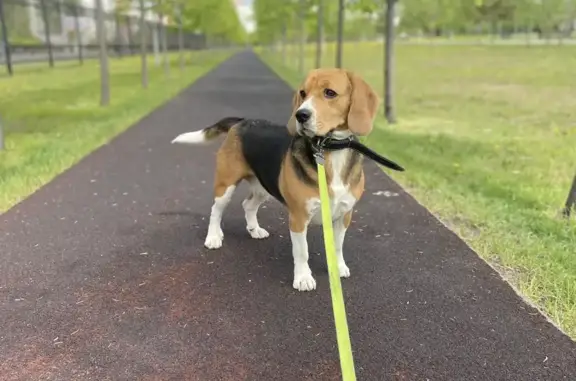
[253,0,576,41]
[114,0,133,15]
[2,2,38,43]
[180,0,247,43]
[252,0,296,44]
[395,0,574,36]
[253,0,367,44]
[112,0,247,44]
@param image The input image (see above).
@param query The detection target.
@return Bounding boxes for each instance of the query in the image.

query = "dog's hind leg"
[242,178,270,239]
[204,133,248,249]
[205,183,236,249]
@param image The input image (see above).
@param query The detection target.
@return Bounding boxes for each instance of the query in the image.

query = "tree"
[384,0,397,123]
[346,0,397,122]
[180,0,246,45]
[336,0,344,68]
[152,1,170,76]
[160,12,169,76]
[253,0,294,45]
[177,4,184,71]
[534,0,567,41]
[0,0,12,76]
[95,0,110,106]
[138,0,148,88]
[315,0,323,68]
[298,0,306,73]
[563,173,576,218]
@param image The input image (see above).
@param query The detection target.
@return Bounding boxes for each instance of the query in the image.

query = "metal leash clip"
[312,133,334,165]
[312,135,330,165]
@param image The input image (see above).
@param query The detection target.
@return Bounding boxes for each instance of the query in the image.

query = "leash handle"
[315,151,357,381]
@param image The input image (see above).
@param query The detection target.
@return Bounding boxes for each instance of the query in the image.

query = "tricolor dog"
[172,68,379,292]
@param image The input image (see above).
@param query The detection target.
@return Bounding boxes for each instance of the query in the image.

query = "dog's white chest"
[307,186,356,225]
[307,150,357,225]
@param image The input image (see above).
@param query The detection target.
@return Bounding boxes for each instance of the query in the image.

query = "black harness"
[310,133,405,172]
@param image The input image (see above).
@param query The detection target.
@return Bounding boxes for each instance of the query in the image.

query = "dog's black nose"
[295,109,312,124]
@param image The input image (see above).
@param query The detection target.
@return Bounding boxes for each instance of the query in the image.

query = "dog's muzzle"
[295,109,312,124]
[295,109,317,137]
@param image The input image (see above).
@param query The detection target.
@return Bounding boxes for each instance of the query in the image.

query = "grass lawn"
[257,42,576,338]
[0,50,234,213]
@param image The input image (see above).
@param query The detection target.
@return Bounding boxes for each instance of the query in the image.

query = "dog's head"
[287,68,379,138]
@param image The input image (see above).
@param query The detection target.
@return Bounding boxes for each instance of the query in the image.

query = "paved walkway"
[1,50,575,381]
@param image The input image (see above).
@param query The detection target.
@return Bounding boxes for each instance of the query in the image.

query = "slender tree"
[282,23,287,65]
[335,0,344,68]
[159,12,170,76]
[178,3,184,71]
[0,0,12,76]
[563,173,576,218]
[298,0,305,73]
[0,116,4,151]
[95,0,110,106]
[315,0,323,68]
[384,0,396,123]
[139,0,148,89]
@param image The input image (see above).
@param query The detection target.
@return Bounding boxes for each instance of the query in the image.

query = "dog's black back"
[238,119,293,204]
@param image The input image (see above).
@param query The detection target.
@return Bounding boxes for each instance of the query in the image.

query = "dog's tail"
[171,116,245,145]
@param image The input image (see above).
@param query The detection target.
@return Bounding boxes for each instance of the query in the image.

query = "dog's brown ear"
[287,88,302,135]
[346,71,379,136]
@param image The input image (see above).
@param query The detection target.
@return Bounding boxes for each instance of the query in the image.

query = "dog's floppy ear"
[287,88,302,135]
[346,71,379,136]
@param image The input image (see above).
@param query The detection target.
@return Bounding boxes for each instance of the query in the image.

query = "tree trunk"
[177,5,184,71]
[95,0,109,106]
[281,23,287,66]
[72,5,83,64]
[526,20,532,46]
[159,13,169,76]
[139,0,147,89]
[0,0,13,76]
[298,0,305,74]
[335,0,344,68]
[315,0,323,69]
[40,0,54,67]
[0,116,4,151]
[562,173,576,218]
[384,0,396,123]
[153,21,160,66]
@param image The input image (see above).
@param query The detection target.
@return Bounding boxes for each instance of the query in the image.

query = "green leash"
[311,133,404,380]
[315,151,357,381]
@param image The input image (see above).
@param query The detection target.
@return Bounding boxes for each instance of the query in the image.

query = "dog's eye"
[324,88,337,98]
[299,90,306,99]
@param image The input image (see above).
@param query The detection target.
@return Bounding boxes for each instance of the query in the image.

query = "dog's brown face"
[287,68,379,138]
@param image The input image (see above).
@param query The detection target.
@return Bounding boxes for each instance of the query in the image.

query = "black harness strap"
[311,135,405,172]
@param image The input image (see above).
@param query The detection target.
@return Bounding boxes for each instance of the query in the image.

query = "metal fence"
[0,0,206,74]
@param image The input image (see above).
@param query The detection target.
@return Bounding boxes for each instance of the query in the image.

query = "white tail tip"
[171,130,206,145]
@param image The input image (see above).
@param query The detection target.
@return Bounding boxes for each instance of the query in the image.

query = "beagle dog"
[172,68,379,292]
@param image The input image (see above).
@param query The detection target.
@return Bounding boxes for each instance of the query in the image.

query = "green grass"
[0,50,234,212]
[257,42,576,339]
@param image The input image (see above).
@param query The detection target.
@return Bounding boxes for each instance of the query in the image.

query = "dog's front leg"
[289,213,316,291]
[334,211,353,278]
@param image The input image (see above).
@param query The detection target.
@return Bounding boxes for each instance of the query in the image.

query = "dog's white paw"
[248,226,269,239]
[204,229,223,249]
[338,262,351,278]
[293,272,317,292]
